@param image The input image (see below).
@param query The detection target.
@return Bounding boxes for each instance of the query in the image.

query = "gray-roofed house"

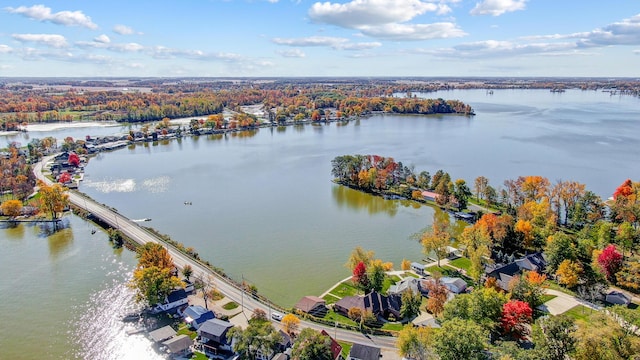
[162,334,193,357]
[348,343,381,360]
[388,277,423,296]
[486,252,548,291]
[606,291,631,306]
[198,318,234,354]
[411,262,426,275]
[515,252,547,272]
[183,305,215,330]
[149,325,177,343]
[440,277,467,294]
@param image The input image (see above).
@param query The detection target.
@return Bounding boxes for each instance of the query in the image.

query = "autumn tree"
[421,211,451,267]
[508,271,546,309]
[474,176,489,202]
[500,300,532,339]
[545,231,578,273]
[181,264,193,281]
[616,261,640,292]
[37,180,69,220]
[596,244,623,282]
[281,313,300,335]
[366,259,386,293]
[130,266,183,306]
[68,152,80,167]
[137,242,174,270]
[346,246,374,271]
[459,224,491,284]
[401,258,412,271]
[555,259,583,288]
[573,313,640,360]
[425,278,448,318]
[616,221,637,258]
[352,261,369,292]
[1,199,23,219]
[397,325,436,360]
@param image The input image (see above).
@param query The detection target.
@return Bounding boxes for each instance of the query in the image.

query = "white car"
[271,312,283,321]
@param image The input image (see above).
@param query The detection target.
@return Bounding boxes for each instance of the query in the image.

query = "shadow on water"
[1,221,25,240]
[331,184,399,217]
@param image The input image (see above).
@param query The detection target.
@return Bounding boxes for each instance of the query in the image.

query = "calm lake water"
[1,88,639,358]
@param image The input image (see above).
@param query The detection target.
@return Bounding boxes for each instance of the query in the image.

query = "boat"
[184,201,192,205]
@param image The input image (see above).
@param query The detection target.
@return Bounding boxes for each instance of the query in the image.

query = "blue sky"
[0,1,639,77]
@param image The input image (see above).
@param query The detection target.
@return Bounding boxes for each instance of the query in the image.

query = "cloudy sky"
[1,1,639,77]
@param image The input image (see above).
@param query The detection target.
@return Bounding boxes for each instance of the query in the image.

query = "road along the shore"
[33,155,398,351]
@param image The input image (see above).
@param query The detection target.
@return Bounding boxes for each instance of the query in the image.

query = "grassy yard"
[322,293,341,305]
[339,341,352,358]
[329,281,360,298]
[382,275,401,294]
[449,257,472,272]
[404,271,419,278]
[381,322,404,331]
[191,352,209,360]
[540,294,558,304]
[425,265,457,275]
[176,324,198,339]
[324,309,358,326]
[222,301,239,310]
[564,305,596,322]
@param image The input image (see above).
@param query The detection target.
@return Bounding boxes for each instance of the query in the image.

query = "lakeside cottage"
[183,305,215,330]
[294,295,327,317]
[152,288,188,313]
[334,291,402,320]
[198,318,234,357]
[486,252,547,291]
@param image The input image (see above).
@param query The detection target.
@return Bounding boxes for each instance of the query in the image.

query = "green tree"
[532,315,577,360]
[400,289,422,320]
[574,313,640,360]
[397,325,436,360]
[454,178,472,210]
[433,318,488,360]
[459,224,491,284]
[544,231,577,273]
[366,259,386,293]
[616,221,637,258]
[229,320,283,360]
[291,328,334,360]
[442,287,507,337]
[182,264,193,281]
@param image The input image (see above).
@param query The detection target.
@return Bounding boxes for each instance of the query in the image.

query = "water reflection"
[332,184,399,217]
[46,224,74,258]
[1,221,25,240]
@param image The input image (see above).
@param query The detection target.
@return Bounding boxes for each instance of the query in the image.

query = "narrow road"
[33,156,399,351]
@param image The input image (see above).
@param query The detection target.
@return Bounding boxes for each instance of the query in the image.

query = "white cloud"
[634,50,640,55]
[0,65,12,70]
[12,34,68,48]
[76,40,144,52]
[470,0,527,16]
[94,34,111,44]
[309,0,439,28]
[5,5,98,29]
[0,44,13,53]
[308,0,464,41]
[426,39,578,58]
[359,22,466,40]
[276,49,306,57]
[272,36,382,50]
[113,24,138,35]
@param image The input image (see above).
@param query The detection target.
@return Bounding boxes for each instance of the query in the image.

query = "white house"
[151,288,188,313]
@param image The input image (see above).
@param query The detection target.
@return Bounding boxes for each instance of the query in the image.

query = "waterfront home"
[388,277,424,296]
[411,262,426,275]
[334,291,401,320]
[152,288,188,313]
[162,334,193,357]
[348,343,381,360]
[277,330,292,352]
[183,305,215,330]
[149,325,177,343]
[440,277,467,294]
[485,252,547,291]
[421,190,438,202]
[198,318,234,357]
[294,295,327,316]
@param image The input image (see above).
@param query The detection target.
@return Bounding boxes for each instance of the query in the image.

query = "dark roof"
[486,262,520,291]
[278,330,292,348]
[162,334,193,354]
[294,295,326,313]
[515,252,547,272]
[349,343,381,360]
[198,318,234,338]
[167,288,187,303]
[149,325,177,343]
[335,291,401,318]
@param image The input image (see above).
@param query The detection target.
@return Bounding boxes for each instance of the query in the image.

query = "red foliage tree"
[68,152,80,167]
[597,244,623,282]
[58,172,71,184]
[613,179,634,199]
[501,300,533,339]
[352,261,369,291]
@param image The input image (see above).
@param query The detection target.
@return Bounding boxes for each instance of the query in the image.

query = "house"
[486,252,547,291]
[278,330,293,352]
[151,288,188,313]
[440,277,467,294]
[388,277,422,296]
[606,291,631,306]
[294,295,327,317]
[421,191,438,202]
[320,330,343,360]
[349,343,381,360]
[411,262,426,275]
[162,334,193,357]
[183,305,215,330]
[198,318,235,355]
[149,325,177,343]
[334,291,401,320]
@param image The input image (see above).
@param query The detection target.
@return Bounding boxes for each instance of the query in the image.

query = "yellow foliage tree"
[137,242,174,270]
[281,313,300,335]
[555,260,582,288]
[401,259,412,271]
[37,180,69,220]
[397,325,436,360]
[515,219,534,248]
[1,199,23,219]
[346,246,375,271]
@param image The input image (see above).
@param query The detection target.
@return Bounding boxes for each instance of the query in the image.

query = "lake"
[1,88,639,358]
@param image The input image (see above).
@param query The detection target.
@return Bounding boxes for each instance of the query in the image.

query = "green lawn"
[176,324,198,339]
[322,293,341,305]
[222,301,239,310]
[382,275,400,294]
[339,341,352,358]
[449,257,472,272]
[330,282,360,298]
[191,352,209,360]
[540,294,558,304]
[404,271,419,278]
[381,322,404,331]
[324,310,358,326]
[426,265,461,278]
[564,305,595,322]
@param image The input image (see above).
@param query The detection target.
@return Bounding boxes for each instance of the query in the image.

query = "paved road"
[33,156,399,351]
